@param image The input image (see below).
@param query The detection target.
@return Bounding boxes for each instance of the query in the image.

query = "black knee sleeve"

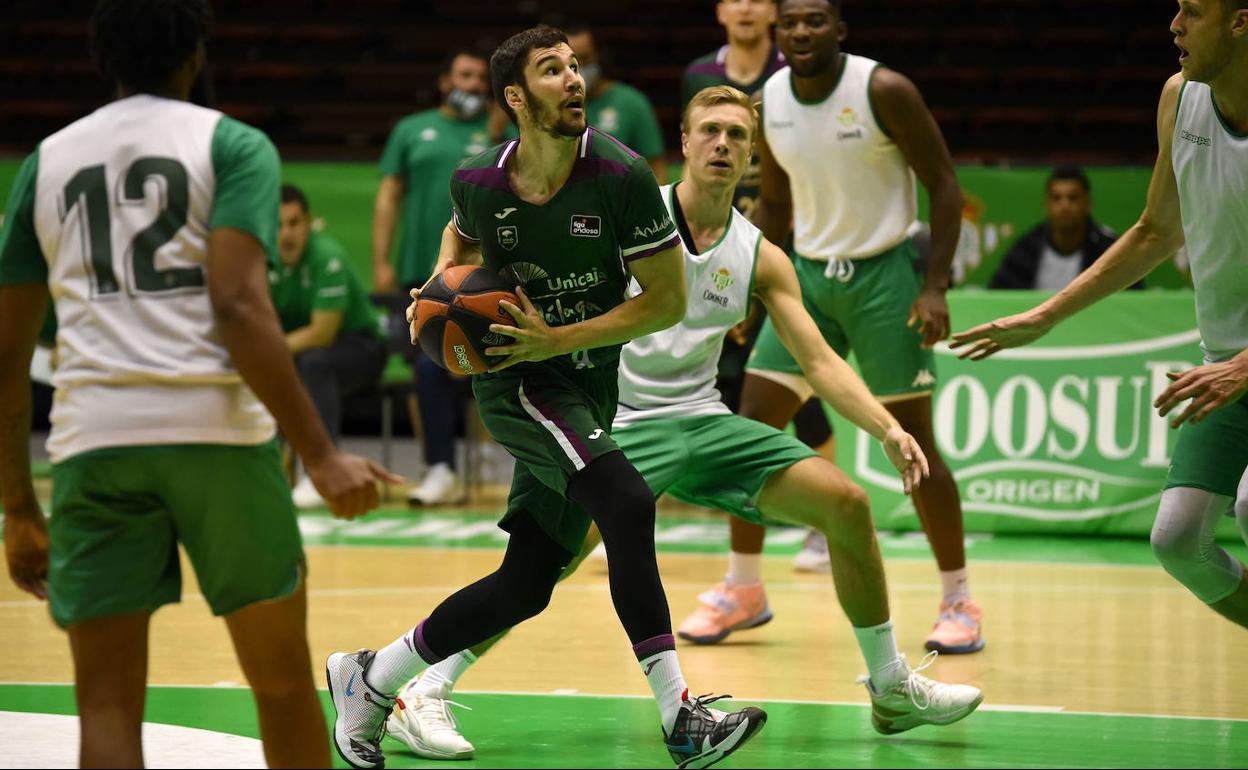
[793,398,833,448]
[568,452,670,646]
[420,510,571,657]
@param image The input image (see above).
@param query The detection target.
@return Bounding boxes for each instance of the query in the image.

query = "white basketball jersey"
[1172,80,1248,363]
[762,54,918,261]
[32,95,273,461]
[615,184,762,425]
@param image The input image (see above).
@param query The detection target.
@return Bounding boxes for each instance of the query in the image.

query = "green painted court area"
[2,684,1244,769]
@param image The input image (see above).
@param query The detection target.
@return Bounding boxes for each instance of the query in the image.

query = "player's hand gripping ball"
[412,266,520,375]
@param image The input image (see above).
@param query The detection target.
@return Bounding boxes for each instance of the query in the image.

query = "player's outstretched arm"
[0,283,50,599]
[951,74,1187,361]
[755,238,928,492]
[485,244,687,371]
[208,227,401,518]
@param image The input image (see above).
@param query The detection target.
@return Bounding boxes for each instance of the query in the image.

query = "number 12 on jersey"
[62,157,203,298]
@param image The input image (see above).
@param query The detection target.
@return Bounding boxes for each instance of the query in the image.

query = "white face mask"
[579,63,603,94]
[448,89,487,120]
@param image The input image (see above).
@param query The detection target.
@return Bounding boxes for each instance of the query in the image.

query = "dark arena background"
[1,1,1246,768]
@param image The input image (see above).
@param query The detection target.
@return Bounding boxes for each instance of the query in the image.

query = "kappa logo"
[1180,129,1211,147]
[570,214,602,238]
[497,225,519,251]
[912,369,936,388]
[495,207,518,219]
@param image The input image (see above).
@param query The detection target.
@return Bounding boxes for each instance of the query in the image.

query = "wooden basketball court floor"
[2,500,1247,768]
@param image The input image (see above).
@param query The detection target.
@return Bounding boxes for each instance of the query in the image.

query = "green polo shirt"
[379,109,491,286]
[269,231,382,339]
[587,82,665,159]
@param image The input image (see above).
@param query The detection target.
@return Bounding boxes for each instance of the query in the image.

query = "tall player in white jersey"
[0,1,397,766]
[379,87,982,761]
[691,0,982,655]
[954,0,1248,627]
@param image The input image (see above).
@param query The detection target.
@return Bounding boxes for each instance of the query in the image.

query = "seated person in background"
[272,184,388,508]
[990,166,1128,291]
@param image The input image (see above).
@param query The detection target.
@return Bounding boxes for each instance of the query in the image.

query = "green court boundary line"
[4,682,1244,724]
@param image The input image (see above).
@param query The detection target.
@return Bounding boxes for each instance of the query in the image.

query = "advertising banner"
[835,290,1239,538]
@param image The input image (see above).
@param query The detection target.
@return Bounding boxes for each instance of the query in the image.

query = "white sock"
[853,620,907,691]
[940,568,970,604]
[413,650,478,697]
[726,551,762,586]
[367,626,430,695]
[640,650,688,733]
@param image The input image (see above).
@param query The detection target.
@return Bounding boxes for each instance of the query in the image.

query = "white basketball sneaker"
[292,475,325,509]
[859,652,983,735]
[792,529,831,573]
[387,675,475,760]
[326,649,396,769]
[407,463,466,506]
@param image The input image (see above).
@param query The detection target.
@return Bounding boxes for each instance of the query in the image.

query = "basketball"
[413,265,521,375]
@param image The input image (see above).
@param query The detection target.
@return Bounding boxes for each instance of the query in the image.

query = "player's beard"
[524,84,586,138]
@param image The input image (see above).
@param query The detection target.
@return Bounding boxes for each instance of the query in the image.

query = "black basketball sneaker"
[664,693,767,769]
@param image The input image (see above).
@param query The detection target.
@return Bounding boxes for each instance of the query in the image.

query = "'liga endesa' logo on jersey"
[570,215,602,238]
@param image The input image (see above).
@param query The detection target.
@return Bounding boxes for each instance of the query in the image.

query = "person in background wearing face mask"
[989,166,1128,291]
[275,185,388,508]
[566,24,669,183]
[373,48,492,505]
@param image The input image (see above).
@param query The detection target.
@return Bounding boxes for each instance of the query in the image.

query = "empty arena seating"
[0,0,1181,162]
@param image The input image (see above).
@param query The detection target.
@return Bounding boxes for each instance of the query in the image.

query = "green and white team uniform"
[747,54,935,401]
[520,183,817,531]
[1164,80,1248,498]
[0,95,302,628]
[448,128,680,553]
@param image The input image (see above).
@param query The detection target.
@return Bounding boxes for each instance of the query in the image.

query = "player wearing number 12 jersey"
[0,1,394,766]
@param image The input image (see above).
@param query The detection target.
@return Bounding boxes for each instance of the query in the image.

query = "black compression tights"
[419,451,671,659]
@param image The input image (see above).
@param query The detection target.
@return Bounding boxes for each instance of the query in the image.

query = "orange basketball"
[413,265,521,375]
